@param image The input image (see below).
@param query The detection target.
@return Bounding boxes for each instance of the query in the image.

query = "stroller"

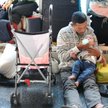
[9,4,54,106]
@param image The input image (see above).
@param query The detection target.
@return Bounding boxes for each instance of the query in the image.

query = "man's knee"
[83,76,98,90]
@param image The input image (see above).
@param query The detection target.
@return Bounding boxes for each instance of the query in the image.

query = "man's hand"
[86,48,107,66]
[70,52,78,60]
[100,55,107,66]
[86,47,100,57]
[77,42,90,50]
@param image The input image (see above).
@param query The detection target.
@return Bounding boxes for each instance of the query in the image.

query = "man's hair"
[71,11,87,24]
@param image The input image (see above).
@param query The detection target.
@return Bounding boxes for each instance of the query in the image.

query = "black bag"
[98,84,108,97]
[0,8,8,19]
[0,19,13,42]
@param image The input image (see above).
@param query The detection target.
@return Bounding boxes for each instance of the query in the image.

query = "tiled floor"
[0,74,64,108]
[0,75,108,108]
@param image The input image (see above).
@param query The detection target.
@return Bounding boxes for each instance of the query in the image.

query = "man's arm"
[57,28,80,62]
[85,27,104,62]
[57,31,92,61]
[57,33,72,62]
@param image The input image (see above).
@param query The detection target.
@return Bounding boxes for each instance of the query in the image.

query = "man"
[57,11,106,108]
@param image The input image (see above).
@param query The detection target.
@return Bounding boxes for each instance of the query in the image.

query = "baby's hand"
[70,52,78,60]
[100,55,107,67]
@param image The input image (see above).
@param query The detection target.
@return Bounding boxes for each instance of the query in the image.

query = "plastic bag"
[47,57,59,74]
[51,57,59,74]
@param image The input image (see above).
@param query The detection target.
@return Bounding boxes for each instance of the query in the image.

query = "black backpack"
[99,84,108,97]
[0,19,13,42]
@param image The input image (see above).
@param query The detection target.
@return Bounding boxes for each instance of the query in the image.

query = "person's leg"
[12,1,38,17]
[10,1,38,30]
[77,61,96,84]
[69,60,82,80]
[60,68,82,108]
[83,74,103,108]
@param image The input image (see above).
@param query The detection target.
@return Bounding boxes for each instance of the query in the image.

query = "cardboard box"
[99,45,108,62]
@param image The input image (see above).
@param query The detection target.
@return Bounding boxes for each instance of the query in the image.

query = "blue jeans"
[72,60,96,84]
[60,68,102,108]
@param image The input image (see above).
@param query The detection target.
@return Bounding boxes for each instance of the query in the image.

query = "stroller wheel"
[10,93,20,106]
[43,92,53,106]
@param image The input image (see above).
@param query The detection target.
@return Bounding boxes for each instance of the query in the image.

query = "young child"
[69,35,98,87]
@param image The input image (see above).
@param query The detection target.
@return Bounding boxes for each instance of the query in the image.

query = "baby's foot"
[68,75,76,80]
[75,81,79,87]
[95,103,104,108]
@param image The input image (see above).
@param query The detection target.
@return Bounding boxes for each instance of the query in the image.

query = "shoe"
[61,105,72,108]
[95,103,104,108]
[61,105,78,108]
[103,105,108,108]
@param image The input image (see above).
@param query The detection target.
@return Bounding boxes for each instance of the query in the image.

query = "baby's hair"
[85,35,94,40]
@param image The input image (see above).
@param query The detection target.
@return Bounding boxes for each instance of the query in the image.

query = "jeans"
[72,60,96,83]
[60,68,102,108]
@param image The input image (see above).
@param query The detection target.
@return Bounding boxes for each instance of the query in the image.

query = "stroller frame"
[9,4,54,106]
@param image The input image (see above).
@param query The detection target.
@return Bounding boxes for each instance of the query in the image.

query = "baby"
[69,35,97,87]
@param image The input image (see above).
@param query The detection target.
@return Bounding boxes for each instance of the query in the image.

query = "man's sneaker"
[62,105,79,108]
[103,105,108,108]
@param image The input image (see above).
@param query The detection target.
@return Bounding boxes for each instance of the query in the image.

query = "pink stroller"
[9,4,54,106]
